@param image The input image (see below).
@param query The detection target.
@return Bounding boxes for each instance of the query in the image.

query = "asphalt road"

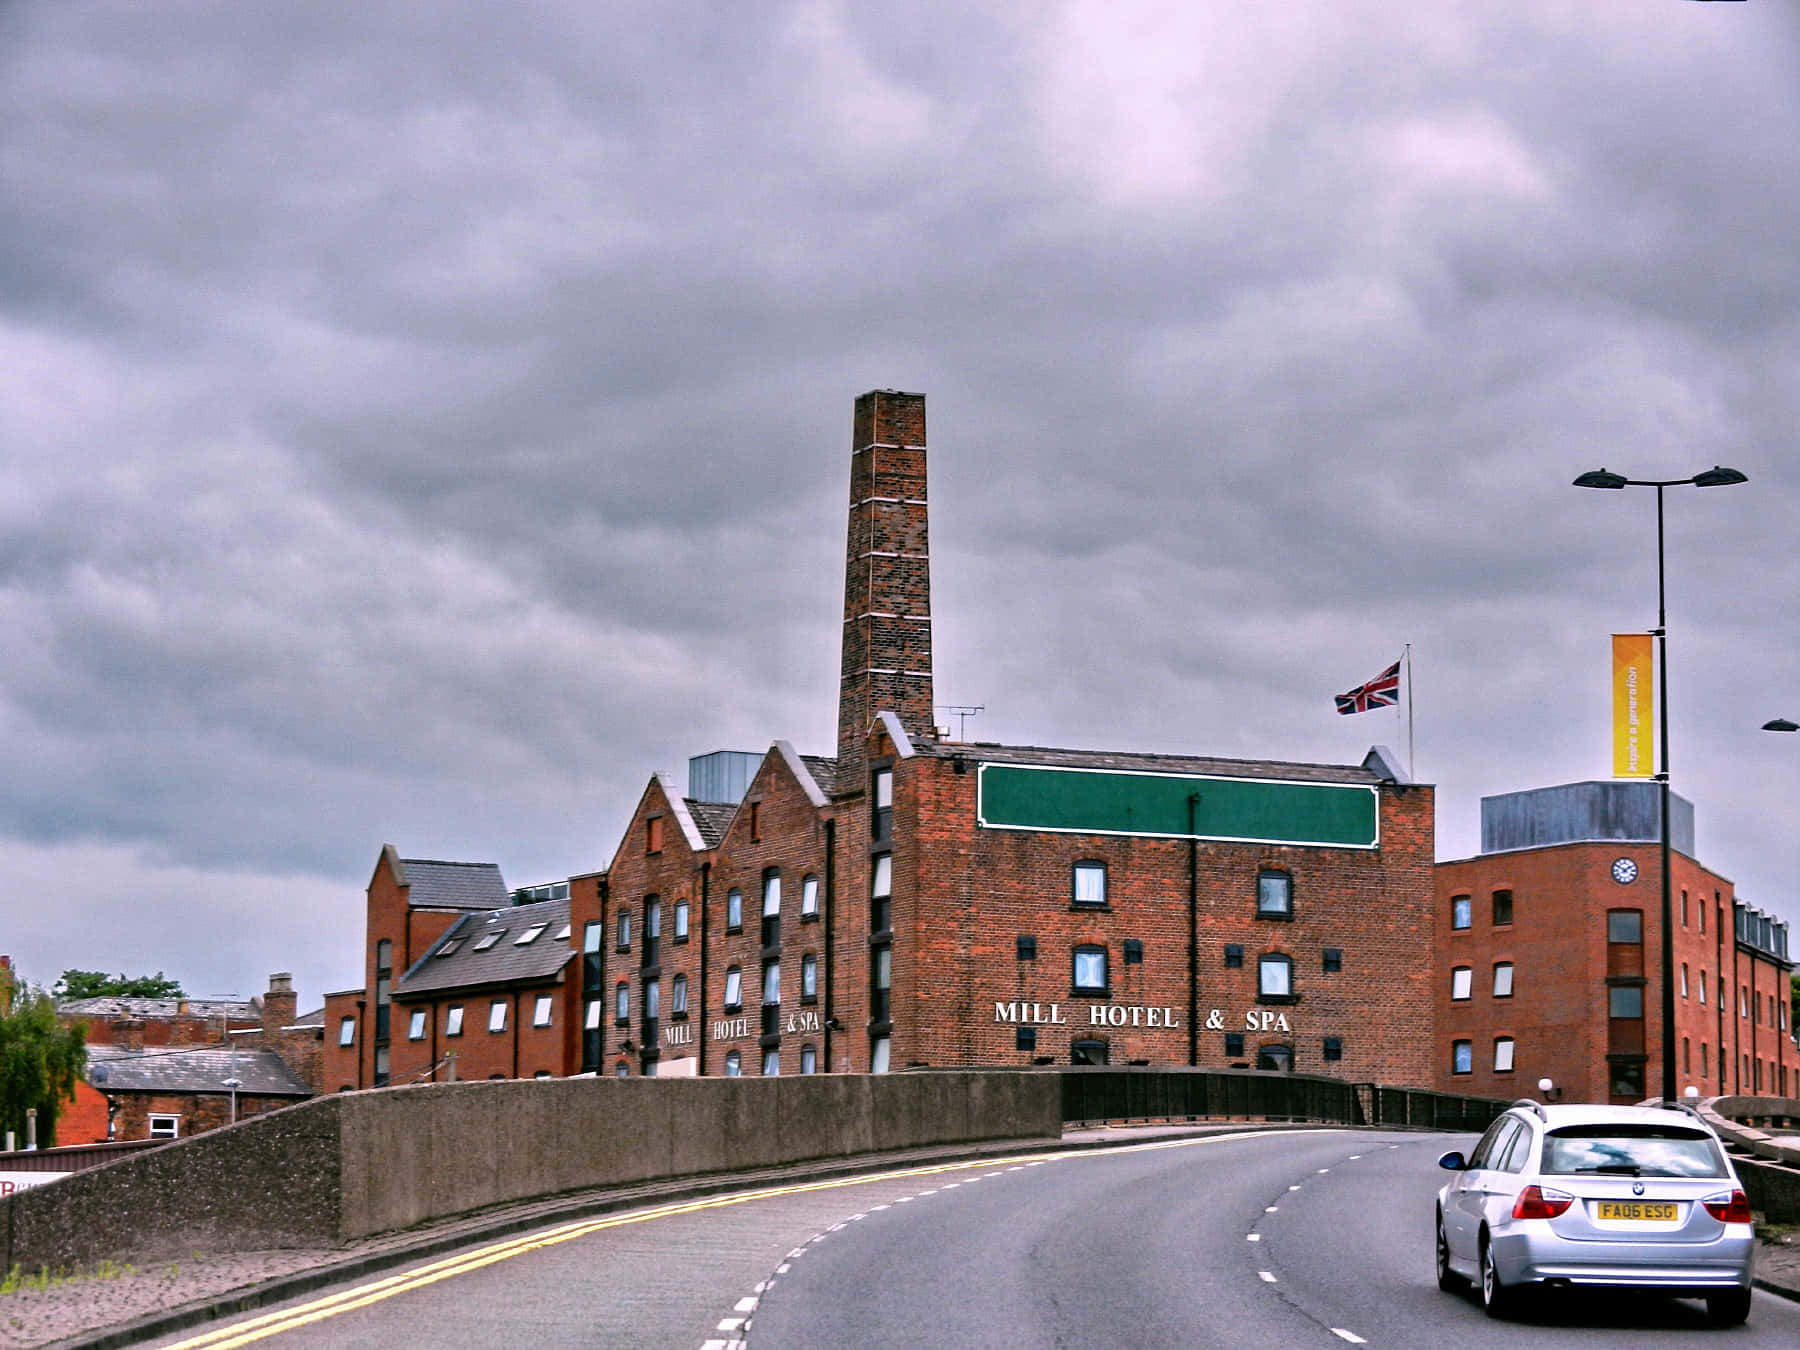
[150,1129,1800,1350]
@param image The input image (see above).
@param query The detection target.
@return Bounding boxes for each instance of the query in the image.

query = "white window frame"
[763,873,781,916]
[408,1009,427,1041]
[674,900,689,940]
[1494,1037,1515,1072]
[514,923,548,946]
[488,1000,508,1033]
[1493,962,1514,998]
[1451,967,1472,1001]
[723,966,742,1009]
[724,1050,742,1076]
[727,889,743,929]
[533,995,554,1028]
[338,1016,356,1047]
[584,999,602,1030]
[148,1114,180,1139]
[801,874,819,917]
[446,1004,465,1036]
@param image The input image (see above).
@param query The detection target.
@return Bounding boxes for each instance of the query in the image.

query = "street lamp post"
[1574,465,1747,1107]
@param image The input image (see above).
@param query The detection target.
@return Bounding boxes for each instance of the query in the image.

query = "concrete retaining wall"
[1695,1094,1800,1223]
[0,1071,1060,1272]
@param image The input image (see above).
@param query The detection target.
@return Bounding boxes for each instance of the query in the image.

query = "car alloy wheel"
[1479,1238,1514,1319]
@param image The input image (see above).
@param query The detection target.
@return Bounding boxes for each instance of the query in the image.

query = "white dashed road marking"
[1331,1330,1367,1344]
[1259,1271,1278,1283]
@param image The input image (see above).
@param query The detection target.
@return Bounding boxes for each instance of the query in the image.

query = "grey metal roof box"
[1479,781,1695,856]
[688,750,763,804]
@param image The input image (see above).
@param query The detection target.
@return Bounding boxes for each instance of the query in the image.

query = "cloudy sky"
[3,1,1797,1008]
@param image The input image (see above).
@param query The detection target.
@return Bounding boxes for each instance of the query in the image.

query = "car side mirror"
[1437,1151,1467,1171]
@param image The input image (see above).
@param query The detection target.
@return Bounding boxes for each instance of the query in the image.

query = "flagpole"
[1404,643,1415,780]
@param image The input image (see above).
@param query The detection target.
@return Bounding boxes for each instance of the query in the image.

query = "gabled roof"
[57,996,258,1023]
[801,755,838,796]
[85,1045,312,1098]
[685,799,735,847]
[392,895,573,998]
[399,858,511,910]
[919,740,1391,785]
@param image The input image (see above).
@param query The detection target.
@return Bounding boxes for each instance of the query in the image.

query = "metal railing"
[1058,1068,1506,1132]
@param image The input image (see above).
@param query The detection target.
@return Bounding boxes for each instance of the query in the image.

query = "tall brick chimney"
[262,973,297,1032]
[837,390,934,782]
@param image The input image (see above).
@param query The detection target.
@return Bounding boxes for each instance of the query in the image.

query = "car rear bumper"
[1491,1228,1755,1291]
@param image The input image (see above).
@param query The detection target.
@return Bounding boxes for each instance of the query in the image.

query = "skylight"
[515,923,549,946]
[472,931,506,951]
[436,939,463,958]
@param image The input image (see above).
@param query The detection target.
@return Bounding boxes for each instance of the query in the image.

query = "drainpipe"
[1187,794,1200,1067]
[512,992,521,1079]
[824,818,837,1073]
[698,861,711,1074]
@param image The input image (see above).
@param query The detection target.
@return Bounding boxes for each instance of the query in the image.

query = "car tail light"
[1512,1185,1575,1220]
[1703,1190,1753,1224]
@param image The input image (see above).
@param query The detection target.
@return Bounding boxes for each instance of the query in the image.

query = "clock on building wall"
[1610,857,1639,885]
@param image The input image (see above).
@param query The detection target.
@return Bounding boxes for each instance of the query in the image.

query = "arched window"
[1256,1044,1292,1072]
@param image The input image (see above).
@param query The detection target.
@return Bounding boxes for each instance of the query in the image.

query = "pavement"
[4,1122,1796,1350]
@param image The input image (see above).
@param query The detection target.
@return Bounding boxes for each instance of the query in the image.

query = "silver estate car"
[1435,1101,1756,1325]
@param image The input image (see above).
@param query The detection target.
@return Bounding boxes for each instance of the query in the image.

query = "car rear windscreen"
[1541,1124,1727,1178]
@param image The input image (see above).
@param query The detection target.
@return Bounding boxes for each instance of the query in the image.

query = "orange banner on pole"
[1612,633,1653,778]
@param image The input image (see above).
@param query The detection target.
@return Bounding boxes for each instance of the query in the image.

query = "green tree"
[0,982,87,1149]
[52,970,185,1000]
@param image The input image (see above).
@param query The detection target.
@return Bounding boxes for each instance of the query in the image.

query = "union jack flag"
[1335,659,1401,715]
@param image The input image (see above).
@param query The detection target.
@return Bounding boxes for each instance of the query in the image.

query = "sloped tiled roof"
[685,800,735,847]
[801,755,838,795]
[920,740,1389,785]
[289,1006,325,1028]
[58,996,258,1023]
[402,858,510,910]
[392,896,573,998]
[85,1045,312,1097]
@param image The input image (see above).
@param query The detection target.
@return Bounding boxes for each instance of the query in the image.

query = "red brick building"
[1436,781,1794,1103]
[321,390,1441,1089]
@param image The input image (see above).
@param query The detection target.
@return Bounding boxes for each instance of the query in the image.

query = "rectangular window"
[871,853,893,933]
[674,900,689,941]
[1681,963,1689,998]
[871,947,892,1023]
[1225,1032,1245,1057]
[1073,945,1108,994]
[1451,895,1471,930]
[1073,862,1107,907]
[1701,1040,1708,1077]
[672,975,688,1015]
[1016,1026,1037,1052]
[1322,948,1342,973]
[408,1009,427,1040]
[801,953,818,1000]
[873,768,893,839]
[1017,935,1037,960]
[489,1000,508,1033]
[801,1044,817,1074]
[1322,1036,1343,1062]
[1257,871,1292,918]
[1493,962,1513,998]
[616,912,632,951]
[1494,1037,1515,1072]
[1681,889,1689,927]
[1607,910,1642,944]
[762,1047,778,1076]
[801,874,819,918]
[473,930,506,952]
[514,923,548,946]
[763,872,781,916]
[1452,1040,1473,1075]
[148,1114,180,1139]
[446,1005,464,1037]
[644,979,660,1020]
[338,1016,356,1047]
[533,995,553,1028]
[1223,944,1243,969]
[1492,889,1513,926]
[1699,968,1707,1006]
[585,1000,602,1030]
[723,967,742,1009]
[761,962,781,1005]
[615,983,630,1023]
[1451,967,1472,1001]
[870,1034,891,1074]
[1609,985,1644,1019]
[727,889,743,931]
[1258,955,1292,999]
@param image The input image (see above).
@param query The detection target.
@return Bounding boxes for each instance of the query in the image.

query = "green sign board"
[976,763,1379,849]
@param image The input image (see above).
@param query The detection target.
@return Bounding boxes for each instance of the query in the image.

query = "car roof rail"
[1509,1097,1547,1120]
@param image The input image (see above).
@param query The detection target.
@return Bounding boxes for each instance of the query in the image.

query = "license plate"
[1594,1201,1679,1222]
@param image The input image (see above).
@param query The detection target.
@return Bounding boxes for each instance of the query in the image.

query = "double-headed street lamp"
[1573,465,1748,1107]
[1763,718,1797,734]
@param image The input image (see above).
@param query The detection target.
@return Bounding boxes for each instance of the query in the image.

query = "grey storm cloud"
[2,0,1797,1003]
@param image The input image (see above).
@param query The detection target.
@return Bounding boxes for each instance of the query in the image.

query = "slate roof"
[801,756,838,795]
[918,740,1390,785]
[392,895,573,998]
[58,996,258,1023]
[401,858,511,910]
[685,800,735,847]
[85,1045,312,1097]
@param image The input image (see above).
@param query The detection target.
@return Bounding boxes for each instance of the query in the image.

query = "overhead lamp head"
[1573,469,1627,489]
[1763,718,1799,733]
[1692,465,1748,488]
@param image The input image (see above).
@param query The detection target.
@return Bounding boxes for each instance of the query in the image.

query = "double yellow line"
[166,1132,1287,1347]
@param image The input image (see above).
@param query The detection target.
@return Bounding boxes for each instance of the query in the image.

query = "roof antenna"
[936,705,984,740]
